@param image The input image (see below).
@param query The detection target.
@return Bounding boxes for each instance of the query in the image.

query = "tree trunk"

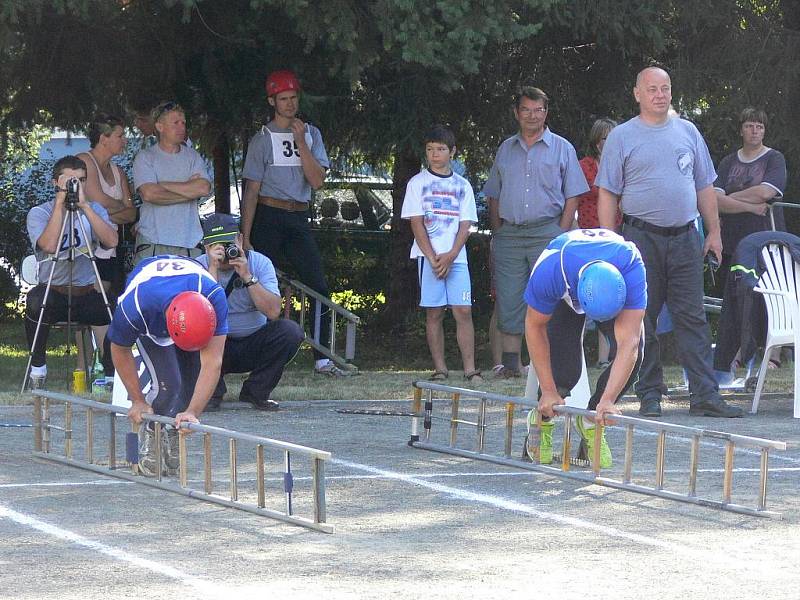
[383,145,421,330]
[212,131,231,213]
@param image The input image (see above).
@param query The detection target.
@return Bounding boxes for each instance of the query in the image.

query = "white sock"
[315,359,330,369]
[31,365,47,377]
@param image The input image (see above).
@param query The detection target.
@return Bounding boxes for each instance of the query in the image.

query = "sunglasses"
[152,101,183,122]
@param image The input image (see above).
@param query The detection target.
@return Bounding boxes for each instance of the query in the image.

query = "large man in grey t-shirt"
[597,66,743,418]
[132,101,211,264]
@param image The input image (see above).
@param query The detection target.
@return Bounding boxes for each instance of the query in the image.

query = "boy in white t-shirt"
[401,125,482,382]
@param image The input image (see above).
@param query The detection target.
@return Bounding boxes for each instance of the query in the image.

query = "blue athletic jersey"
[108,255,228,347]
[524,229,647,316]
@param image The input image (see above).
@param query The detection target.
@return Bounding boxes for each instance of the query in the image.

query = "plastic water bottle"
[91,349,105,393]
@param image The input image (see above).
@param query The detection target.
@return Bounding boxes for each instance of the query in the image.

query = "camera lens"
[225,244,240,259]
[67,178,80,194]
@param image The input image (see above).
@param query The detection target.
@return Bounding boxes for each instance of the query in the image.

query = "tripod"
[21,196,114,394]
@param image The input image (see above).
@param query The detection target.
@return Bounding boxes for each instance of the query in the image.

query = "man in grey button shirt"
[597,66,743,418]
[132,101,211,264]
[483,86,588,377]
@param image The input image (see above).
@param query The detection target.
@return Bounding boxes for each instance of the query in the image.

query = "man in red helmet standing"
[240,70,347,376]
[108,254,228,476]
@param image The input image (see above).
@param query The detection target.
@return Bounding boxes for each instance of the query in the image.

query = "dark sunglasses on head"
[152,101,182,121]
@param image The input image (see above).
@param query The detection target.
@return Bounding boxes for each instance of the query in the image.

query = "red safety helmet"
[265,70,301,97]
[166,291,217,351]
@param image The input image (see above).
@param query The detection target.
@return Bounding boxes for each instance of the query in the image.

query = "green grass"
[0,317,794,406]
[0,322,100,405]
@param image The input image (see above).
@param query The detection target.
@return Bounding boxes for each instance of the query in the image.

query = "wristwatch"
[243,276,259,288]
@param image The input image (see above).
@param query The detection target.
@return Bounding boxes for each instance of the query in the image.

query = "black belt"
[623,215,694,236]
[50,284,96,297]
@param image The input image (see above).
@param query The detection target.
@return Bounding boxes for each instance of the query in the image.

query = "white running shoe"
[138,428,161,477]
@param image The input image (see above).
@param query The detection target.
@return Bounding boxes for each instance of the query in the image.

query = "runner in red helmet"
[107,255,228,476]
[166,291,217,351]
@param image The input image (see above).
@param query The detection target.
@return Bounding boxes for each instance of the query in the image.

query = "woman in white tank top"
[78,114,136,292]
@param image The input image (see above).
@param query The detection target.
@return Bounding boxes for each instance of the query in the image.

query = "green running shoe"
[575,416,612,469]
[525,409,554,464]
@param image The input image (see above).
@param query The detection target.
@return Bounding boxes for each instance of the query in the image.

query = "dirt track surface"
[1,391,799,600]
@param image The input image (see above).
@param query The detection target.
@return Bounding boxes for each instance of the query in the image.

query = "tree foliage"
[2,0,799,327]
[0,123,51,313]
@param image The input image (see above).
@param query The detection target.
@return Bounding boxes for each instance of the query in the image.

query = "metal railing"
[703,295,722,314]
[278,269,360,372]
[31,390,333,533]
[409,382,787,519]
[769,201,798,232]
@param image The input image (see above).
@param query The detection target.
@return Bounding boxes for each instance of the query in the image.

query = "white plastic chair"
[751,243,800,417]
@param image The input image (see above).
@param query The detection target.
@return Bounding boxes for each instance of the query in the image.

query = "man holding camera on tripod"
[193,213,304,412]
[25,156,118,389]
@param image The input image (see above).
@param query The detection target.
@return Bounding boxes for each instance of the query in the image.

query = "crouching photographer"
[190,213,304,412]
[24,155,118,389]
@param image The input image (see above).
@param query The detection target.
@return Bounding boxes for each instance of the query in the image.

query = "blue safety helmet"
[577,261,626,322]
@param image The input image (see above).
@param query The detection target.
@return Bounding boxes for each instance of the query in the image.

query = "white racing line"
[0,465,683,599]
[329,456,786,578]
[3,464,799,491]
[333,457,679,549]
[1,401,791,587]
[0,463,730,576]
[0,503,227,599]
[0,455,773,586]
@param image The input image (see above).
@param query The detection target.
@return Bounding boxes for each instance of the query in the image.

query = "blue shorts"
[418,259,472,307]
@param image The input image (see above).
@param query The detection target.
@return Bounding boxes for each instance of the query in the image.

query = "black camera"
[705,252,720,272]
[705,252,720,287]
[65,177,80,210]
[222,242,240,259]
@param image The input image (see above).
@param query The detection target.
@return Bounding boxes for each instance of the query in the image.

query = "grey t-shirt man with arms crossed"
[132,101,211,263]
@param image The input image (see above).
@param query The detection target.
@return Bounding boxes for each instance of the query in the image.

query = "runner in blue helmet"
[577,260,626,322]
[523,228,647,468]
